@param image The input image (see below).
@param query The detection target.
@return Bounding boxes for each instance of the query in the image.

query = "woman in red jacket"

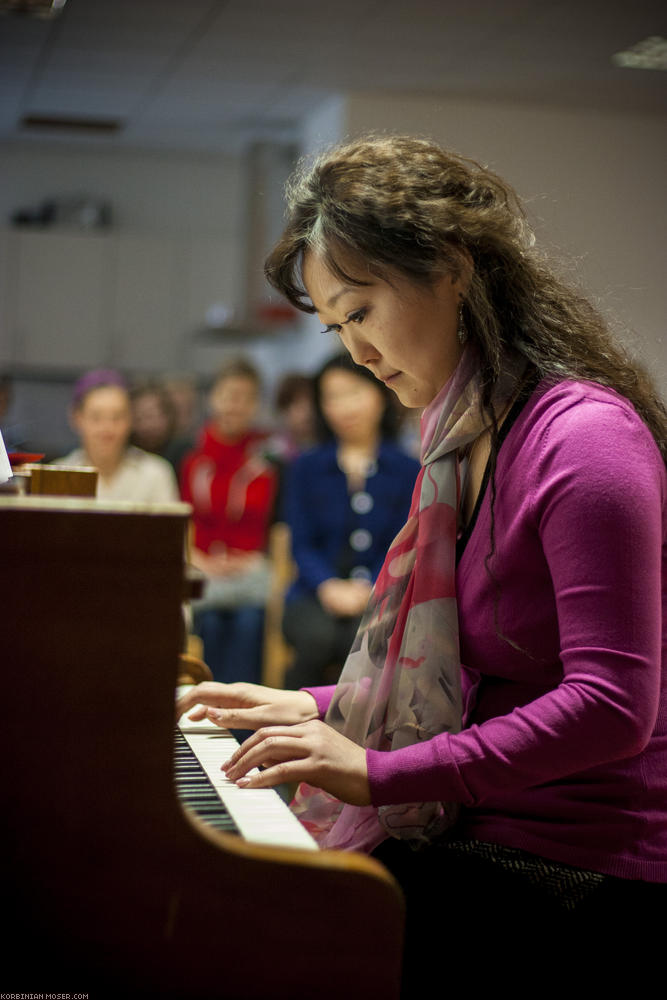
[181,358,277,683]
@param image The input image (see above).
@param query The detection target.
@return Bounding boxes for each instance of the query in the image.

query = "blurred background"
[0,0,665,457]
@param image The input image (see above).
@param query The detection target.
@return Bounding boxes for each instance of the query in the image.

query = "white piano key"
[175,695,317,852]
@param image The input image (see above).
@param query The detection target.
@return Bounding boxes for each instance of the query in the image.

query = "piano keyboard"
[175,698,318,852]
[174,729,240,835]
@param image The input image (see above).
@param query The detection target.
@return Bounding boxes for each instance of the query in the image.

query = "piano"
[1,496,404,998]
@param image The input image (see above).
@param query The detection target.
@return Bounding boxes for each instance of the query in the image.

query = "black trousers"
[372,837,665,997]
[282,595,361,689]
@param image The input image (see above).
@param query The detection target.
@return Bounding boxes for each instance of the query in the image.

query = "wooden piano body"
[1,497,404,998]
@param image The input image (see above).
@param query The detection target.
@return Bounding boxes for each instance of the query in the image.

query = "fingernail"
[237,777,250,787]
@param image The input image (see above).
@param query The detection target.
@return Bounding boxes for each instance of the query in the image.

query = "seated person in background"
[282,352,419,689]
[265,372,317,515]
[180,359,278,684]
[163,373,200,440]
[130,380,193,479]
[58,368,179,503]
[268,372,317,463]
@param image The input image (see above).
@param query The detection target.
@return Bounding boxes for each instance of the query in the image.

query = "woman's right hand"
[176,681,319,731]
[190,547,249,578]
[317,577,372,616]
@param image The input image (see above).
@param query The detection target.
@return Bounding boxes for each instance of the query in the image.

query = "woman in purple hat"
[59,368,178,503]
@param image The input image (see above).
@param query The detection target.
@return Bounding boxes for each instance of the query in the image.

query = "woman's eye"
[320,308,365,336]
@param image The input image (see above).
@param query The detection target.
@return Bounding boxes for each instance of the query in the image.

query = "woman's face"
[283,394,315,444]
[319,368,385,445]
[210,375,259,439]
[303,251,467,408]
[132,392,170,450]
[73,386,131,462]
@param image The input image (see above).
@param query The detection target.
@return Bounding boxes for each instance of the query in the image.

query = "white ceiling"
[0,0,665,153]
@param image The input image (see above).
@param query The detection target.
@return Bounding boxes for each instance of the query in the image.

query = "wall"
[343,93,667,392]
[0,141,300,454]
[0,142,244,237]
[293,93,666,395]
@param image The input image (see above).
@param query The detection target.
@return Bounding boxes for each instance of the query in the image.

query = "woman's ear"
[454,248,474,296]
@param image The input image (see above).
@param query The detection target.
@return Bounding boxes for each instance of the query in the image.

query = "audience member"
[180,359,278,684]
[130,380,192,478]
[57,369,179,502]
[282,353,419,688]
[163,374,200,440]
[269,373,316,462]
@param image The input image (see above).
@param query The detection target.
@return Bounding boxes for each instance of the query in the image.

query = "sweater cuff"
[301,685,336,719]
[366,736,474,808]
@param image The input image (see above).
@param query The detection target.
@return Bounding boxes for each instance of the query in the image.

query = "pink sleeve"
[302,685,337,719]
[367,397,665,807]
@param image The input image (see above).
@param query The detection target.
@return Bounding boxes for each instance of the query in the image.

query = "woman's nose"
[342,327,380,369]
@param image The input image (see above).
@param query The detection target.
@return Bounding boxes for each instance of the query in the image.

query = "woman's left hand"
[223,720,371,806]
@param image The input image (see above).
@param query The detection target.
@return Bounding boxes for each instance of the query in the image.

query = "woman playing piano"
[177,136,666,984]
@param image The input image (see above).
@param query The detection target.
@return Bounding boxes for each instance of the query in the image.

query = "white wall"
[0,142,244,237]
[342,94,667,392]
[276,97,351,377]
[0,141,300,454]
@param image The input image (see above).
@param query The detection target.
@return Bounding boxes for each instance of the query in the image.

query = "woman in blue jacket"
[283,353,419,688]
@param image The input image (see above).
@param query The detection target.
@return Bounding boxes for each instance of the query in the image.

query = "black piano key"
[173,729,240,835]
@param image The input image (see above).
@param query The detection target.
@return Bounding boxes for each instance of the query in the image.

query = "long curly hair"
[265,134,666,461]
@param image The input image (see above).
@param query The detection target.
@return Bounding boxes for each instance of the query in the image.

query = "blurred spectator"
[130,380,193,478]
[282,353,419,688]
[269,373,316,462]
[57,369,179,502]
[181,359,278,684]
[163,374,200,439]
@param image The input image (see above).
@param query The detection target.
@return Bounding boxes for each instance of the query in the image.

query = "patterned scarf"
[291,345,522,853]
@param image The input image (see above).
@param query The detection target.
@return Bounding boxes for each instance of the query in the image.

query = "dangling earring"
[457,301,468,345]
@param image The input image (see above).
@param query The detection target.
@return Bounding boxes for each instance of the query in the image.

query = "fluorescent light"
[613,35,667,71]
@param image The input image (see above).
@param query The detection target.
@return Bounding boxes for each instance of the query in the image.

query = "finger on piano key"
[176,684,237,735]
[175,695,318,851]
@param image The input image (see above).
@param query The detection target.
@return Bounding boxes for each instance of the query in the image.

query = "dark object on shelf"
[11,196,112,229]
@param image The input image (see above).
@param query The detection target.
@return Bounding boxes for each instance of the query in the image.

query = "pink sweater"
[307,381,667,880]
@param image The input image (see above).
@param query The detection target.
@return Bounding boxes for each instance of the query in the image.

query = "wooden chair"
[262,520,297,688]
[178,650,213,686]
